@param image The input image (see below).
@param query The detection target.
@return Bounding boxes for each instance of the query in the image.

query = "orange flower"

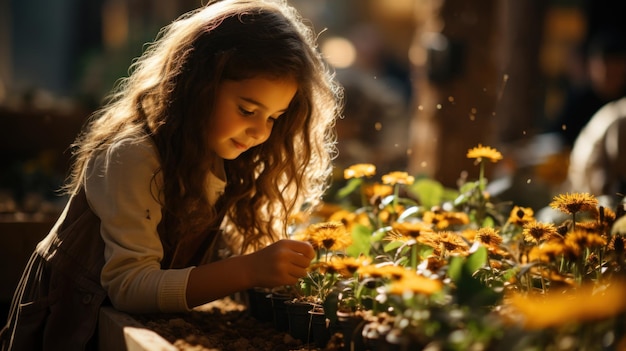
[312,202,344,220]
[328,209,370,233]
[507,280,626,329]
[563,230,607,258]
[344,163,376,179]
[475,227,503,247]
[329,255,371,277]
[386,221,434,241]
[435,231,471,256]
[527,240,567,263]
[387,270,443,296]
[608,235,626,253]
[362,182,394,200]
[522,222,560,244]
[549,192,598,216]
[466,144,503,163]
[508,206,535,226]
[305,221,352,252]
[358,264,408,281]
[381,171,415,186]
[422,210,470,230]
[460,229,478,242]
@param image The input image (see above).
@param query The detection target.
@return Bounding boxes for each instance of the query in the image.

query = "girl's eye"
[238,106,254,116]
[268,112,285,124]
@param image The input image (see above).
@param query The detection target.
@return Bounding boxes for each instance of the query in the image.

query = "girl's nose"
[246,118,270,140]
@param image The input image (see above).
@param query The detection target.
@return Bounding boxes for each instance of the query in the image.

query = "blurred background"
[1,0,625,324]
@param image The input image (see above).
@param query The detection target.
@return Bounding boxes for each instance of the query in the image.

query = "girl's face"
[208,76,298,160]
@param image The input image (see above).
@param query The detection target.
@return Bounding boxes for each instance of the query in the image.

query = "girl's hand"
[248,239,315,288]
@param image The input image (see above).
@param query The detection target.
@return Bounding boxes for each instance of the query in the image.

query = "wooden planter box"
[98,307,176,351]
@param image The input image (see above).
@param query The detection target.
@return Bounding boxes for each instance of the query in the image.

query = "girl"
[1,0,342,349]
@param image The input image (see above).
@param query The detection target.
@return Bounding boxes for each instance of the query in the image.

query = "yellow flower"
[312,202,344,220]
[386,221,434,242]
[608,235,626,253]
[522,222,560,244]
[419,255,445,273]
[362,182,394,200]
[434,231,470,256]
[381,171,415,186]
[305,221,352,252]
[328,209,370,233]
[597,206,616,227]
[356,264,387,279]
[508,206,535,226]
[422,210,470,230]
[507,280,626,329]
[527,240,567,263]
[331,255,371,276]
[460,229,478,242]
[344,163,376,179]
[387,270,443,296]
[564,230,607,255]
[475,227,503,247]
[378,204,406,224]
[358,264,408,281]
[308,261,335,275]
[549,192,598,215]
[466,144,503,163]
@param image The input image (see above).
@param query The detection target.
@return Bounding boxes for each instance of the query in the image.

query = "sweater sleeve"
[84,138,193,313]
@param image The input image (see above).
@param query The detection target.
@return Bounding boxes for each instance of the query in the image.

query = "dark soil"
[132,297,343,351]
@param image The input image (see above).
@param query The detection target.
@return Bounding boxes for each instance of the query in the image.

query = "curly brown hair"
[65,0,342,254]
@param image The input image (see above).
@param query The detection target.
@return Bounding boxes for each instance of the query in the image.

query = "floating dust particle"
[436,104,442,109]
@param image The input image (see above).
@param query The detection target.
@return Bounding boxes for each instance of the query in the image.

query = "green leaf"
[448,256,464,283]
[458,181,478,194]
[371,226,390,242]
[448,246,500,308]
[397,206,422,221]
[481,216,495,228]
[500,268,518,282]
[453,193,468,207]
[383,240,403,252]
[466,245,488,273]
[408,178,445,208]
[346,224,373,257]
[335,178,363,200]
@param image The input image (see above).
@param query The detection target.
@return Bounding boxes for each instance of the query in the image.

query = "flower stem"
[411,244,418,271]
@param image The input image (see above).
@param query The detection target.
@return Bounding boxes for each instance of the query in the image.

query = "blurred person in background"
[564,96,626,208]
[548,28,626,149]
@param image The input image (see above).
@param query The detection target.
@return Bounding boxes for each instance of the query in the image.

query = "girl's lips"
[232,139,248,150]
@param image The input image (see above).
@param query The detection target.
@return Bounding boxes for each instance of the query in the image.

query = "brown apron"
[0,189,223,351]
